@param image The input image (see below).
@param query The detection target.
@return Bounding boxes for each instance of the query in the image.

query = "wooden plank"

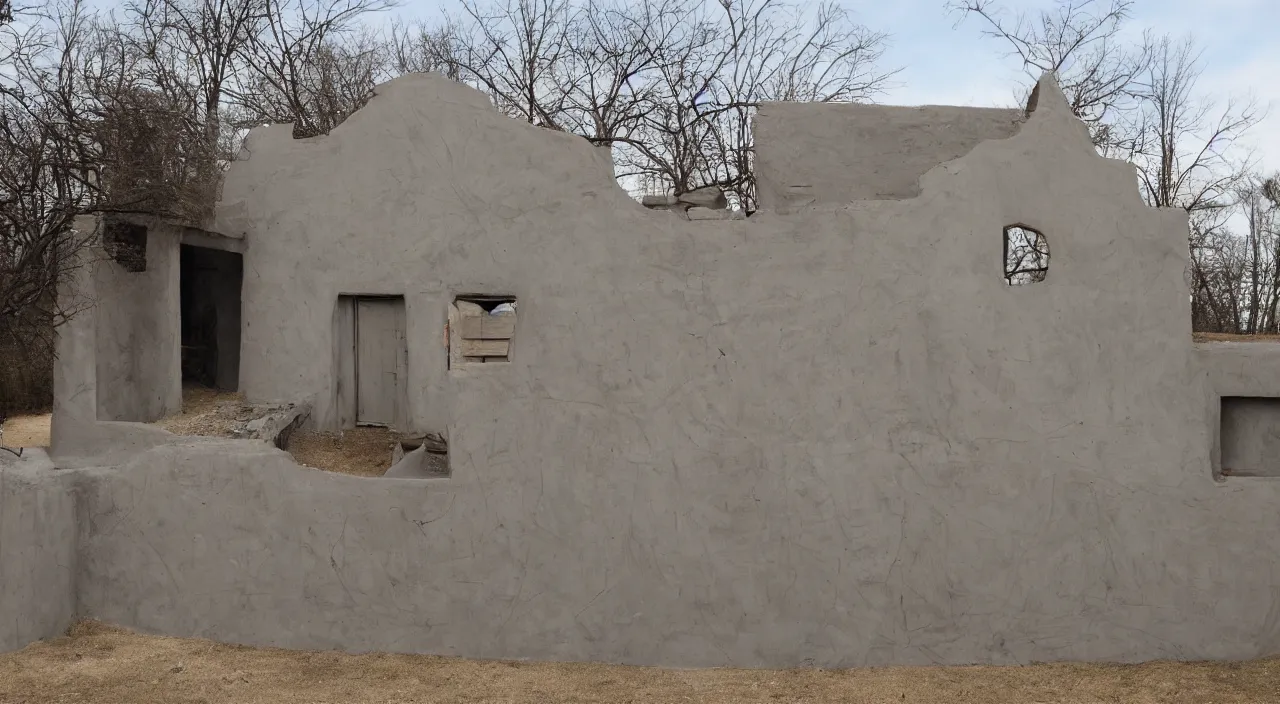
[335,297,356,428]
[455,300,486,316]
[483,314,516,339]
[394,297,407,429]
[459,316,486,339]
[460,314,516,340]
[355,298,401,425]
[459,338,509,357]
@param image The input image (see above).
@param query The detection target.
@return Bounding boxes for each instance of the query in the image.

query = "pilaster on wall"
[93,219,182,422]
[51,216,105,451]
[50,215,180,468]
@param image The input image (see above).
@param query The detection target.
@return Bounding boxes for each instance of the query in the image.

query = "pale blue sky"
[390,0,1280,173]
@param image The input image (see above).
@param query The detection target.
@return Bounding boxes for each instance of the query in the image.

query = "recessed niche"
[1220,397,1280,478]
[449,295,517,367]
[103,222,148,272]
[1004,224,1049,285]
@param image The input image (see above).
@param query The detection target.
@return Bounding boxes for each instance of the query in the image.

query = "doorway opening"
[179,244,243,390]
[336,295,407,429]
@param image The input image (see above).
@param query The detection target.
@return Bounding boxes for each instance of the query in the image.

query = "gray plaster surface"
[94,222,182,422]
[0,451,76,652]
[1196,342,1280,478]
[52,219,186,468]
[21,73,1280,669]
[754,102,1024,209]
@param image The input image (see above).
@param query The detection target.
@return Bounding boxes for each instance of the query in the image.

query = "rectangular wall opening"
[1220,396,1280,478]
[180,244,243,391]
[449,295,517,368]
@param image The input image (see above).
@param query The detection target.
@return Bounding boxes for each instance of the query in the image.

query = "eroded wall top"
[754,102,1026,210]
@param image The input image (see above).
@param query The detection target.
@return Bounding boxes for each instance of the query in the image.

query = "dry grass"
[154,385,253,437]
[1,411,51,447]
[1193,332,1280,343]
[1,621,1278,704]
[286,426,398,476]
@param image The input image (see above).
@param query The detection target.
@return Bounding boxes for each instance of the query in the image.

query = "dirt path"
[1,412,51,447]
[2,622,1279,703]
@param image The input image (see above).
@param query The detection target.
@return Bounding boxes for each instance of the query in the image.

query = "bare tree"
[235,0,397,137]
[126,0,267,177]
[1,0,889,381]
[952,0,1267,336]
[388,17,463,78]
[238,24,393,136]
[555,0,695,145]
[424,0,893,210]
[632,0,894,209]
[1122,36,1259,213]
[450,0,576,127]
[948,0,1150,151]
[0,0,104,384]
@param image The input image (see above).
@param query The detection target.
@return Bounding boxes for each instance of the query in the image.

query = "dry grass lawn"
[1,622,1278,704]
[1,411,51,447]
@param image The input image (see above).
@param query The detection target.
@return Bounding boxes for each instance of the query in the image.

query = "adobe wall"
[15,72,1280,668]
[50,218,186,469]
[94,220,182,422]
[754,102,1024,208]
[0,451,76,652]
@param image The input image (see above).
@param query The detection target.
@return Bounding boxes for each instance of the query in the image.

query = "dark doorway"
[180,245,243,390]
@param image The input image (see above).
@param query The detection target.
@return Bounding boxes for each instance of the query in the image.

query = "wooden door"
[354,297,405,427]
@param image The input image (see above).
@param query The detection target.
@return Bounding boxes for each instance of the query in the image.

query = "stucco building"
[3,72,1280,669]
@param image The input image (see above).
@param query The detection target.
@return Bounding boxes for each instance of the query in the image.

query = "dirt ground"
[286,426,399,476]
[1,411,51,447]
[153,385,253,437]
[156,385,398,475]
[0,391,397,475]
[1,622,1278,704]
[3,387,250,449]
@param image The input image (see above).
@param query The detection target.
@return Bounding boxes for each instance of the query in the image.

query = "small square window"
[103,222,148,272]
[449,295,516,367]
